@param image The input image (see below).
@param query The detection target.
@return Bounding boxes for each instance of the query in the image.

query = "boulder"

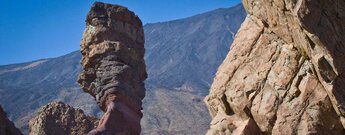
[29,102,98,135]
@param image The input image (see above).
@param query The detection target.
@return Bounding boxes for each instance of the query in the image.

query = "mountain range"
[0,4,245,134]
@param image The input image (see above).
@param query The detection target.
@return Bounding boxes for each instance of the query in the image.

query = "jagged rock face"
[77,2,147,134]
[28,102,98,135]
[0,105,22,135]
[78,2,146,111]
[205,0,345,134]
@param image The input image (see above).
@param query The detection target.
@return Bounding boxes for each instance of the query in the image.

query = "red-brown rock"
[28,102,98,135]
[205,0,345,134]
[77,2,147,135]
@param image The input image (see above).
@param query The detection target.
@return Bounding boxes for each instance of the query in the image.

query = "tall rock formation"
[0,4,246,134]
[0,105,22,135]
[29,102,98,135]
[77,2,147,135]
[205,0,345,134]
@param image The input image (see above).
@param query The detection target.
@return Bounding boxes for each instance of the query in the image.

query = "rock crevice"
[205,0,345,134]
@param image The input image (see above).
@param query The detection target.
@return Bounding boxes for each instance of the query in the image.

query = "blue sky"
[0,0,241,65]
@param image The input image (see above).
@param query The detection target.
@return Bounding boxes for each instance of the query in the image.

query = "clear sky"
[0,0,242,65]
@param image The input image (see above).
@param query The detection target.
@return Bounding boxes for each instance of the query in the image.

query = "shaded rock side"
[205,0,345,134]
[0,105,22,135]
[29,102,98,135]
[77,2,147,134]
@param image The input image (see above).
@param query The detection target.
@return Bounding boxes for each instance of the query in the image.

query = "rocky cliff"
[205,0,345,134]
[0,105,22,135]
[78,2,147,134]
[29,102,98,135]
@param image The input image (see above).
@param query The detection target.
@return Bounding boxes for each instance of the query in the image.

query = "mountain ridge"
[0,4,246,134]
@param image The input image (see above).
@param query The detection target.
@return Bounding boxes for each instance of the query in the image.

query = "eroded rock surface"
[205,0,345,134]
[0,105,22,135]
[78,2,147,134]
[29,102,98,135]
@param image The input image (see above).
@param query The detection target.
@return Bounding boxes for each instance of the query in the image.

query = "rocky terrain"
[29,102,98,135]
[205,0,345,134]
[0,3,246,135]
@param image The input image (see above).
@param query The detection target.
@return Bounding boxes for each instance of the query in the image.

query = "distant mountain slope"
[0,4,246,134]
[0,52,101,134]
[145,4,245,95]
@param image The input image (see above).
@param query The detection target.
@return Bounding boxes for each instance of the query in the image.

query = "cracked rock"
[205,0,345,134]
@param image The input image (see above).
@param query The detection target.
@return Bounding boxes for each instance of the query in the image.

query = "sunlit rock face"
[78,2,147,134]
[29,102,98,135]
[205,0,345,134]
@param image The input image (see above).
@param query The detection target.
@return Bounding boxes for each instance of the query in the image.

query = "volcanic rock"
[205,0,345,134]
[0,105,22,135]
[28,102,98,135]
[77,2,147,134]
[0,4,246,134]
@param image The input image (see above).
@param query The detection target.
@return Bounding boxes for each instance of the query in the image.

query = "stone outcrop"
[0,105,22,135]
[28,102,98,135]
[205,0,345,134]
[78,2,147,134]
